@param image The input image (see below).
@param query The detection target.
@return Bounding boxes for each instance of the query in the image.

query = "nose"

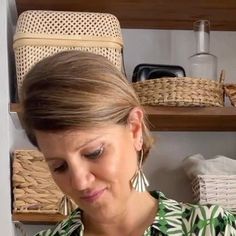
[69,161,95,191]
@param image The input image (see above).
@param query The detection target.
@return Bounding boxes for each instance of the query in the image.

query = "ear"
[127,107,144,151]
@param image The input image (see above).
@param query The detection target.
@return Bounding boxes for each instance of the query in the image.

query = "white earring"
[58,195,74,216]
[130,149,149,192]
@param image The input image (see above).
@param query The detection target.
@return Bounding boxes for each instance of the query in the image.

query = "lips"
[80,188,106,202]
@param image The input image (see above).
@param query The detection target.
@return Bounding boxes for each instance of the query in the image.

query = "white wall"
[0,0,14,235]
[7,28,236,235]
[144,131,236,202]
[122,29,236,82]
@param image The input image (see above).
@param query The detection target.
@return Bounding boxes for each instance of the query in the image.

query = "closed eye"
[53,162,68,173]
[84,146,104,159]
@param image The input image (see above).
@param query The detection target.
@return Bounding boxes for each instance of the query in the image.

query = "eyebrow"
[45,135,102,161]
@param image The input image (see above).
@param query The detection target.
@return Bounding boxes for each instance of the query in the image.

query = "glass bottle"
[188,20,217,80]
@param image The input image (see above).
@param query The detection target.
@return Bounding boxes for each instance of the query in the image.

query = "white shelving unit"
[0,0,15,235]
[1,0,236,235]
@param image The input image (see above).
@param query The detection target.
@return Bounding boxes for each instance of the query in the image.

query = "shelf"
[145,106,236,131]
[12,213,65,224]
[15,0,236,31]
[10,103,236,131]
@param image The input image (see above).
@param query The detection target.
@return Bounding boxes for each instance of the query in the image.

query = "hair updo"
[21,51,153,159]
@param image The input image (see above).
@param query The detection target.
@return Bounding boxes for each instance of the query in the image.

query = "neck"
[83,191,157,236]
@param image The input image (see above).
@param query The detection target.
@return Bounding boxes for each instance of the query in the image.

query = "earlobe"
[127,107,144,151]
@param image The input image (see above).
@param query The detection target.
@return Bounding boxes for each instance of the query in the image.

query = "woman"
[21,51,236,236]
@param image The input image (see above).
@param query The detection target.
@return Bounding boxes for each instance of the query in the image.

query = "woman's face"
[34,109,143,219]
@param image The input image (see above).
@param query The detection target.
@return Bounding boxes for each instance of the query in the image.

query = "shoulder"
[33,208,84,236]
[150,190,236,235]
[181,202,236,235]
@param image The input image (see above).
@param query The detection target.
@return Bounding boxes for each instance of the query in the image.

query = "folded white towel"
[182,153,236,180]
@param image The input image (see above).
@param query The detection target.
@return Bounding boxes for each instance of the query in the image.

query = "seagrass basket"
[12,149,64,213]
[132,76,225,107]
[192,175,236,214]
[13,10,123,93]
[224,84,236,106]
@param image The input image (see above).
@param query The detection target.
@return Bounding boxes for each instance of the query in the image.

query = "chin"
[88,204,120,222]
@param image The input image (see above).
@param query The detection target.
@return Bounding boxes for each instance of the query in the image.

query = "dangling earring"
[130,149,149,192]
[58,195,75,216]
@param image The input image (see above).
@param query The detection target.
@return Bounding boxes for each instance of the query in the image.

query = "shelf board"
[12,213,65,224]
[15,0,236,31]
[145,106,236,131]
[10,103,236,131]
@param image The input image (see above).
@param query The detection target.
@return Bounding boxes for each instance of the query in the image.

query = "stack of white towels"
[182,153,236,179]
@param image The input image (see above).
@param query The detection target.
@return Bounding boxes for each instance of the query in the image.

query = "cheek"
[101,142,137,183]
[99,154,121,181]
[119,148,138,180]
[50,172,71,194]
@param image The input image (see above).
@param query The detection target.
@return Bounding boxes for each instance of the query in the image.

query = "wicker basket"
[13,10,123,93]
[192,175,236,214]
[132,76,224,107]
[224,84,236,106]
[12,149,64,213]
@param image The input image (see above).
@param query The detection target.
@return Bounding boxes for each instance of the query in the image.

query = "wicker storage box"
[132,77,224,107]
[13,10,123,93]
[192,175,236,214]
[12,150,64,213]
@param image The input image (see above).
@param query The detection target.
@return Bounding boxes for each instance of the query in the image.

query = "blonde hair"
[21,51,153,159]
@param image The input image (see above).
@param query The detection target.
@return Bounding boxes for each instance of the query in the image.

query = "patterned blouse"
[35,191,236,236]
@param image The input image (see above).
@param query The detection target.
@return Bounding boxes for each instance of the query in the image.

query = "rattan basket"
[192,175,236,214]
[13,10,123,93]
[224,84,236,107]
[12,149,64,213]
[132,76,224,107]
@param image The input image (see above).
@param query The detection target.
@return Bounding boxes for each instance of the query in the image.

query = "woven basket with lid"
[13,10,123,93]
[12,149,64,213]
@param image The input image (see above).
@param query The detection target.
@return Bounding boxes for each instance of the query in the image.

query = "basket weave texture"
[192,175,236,214]
[224,84,236,107]
[12,150,63,213]
[132,77,224,107]
[13,10,123,93]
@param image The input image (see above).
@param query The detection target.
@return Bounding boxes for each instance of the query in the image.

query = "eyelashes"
[84,145,104,159]
[52,145,104,173]
[53,162,68,173]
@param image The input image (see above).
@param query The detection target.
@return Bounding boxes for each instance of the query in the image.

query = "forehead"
[34,124,128,154]
[34,129,99,158]
[34,128,105,147]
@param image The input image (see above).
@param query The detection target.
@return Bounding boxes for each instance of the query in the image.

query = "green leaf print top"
[35,191,236,236]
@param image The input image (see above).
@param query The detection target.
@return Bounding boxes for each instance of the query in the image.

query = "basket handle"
[219,70,225,84]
